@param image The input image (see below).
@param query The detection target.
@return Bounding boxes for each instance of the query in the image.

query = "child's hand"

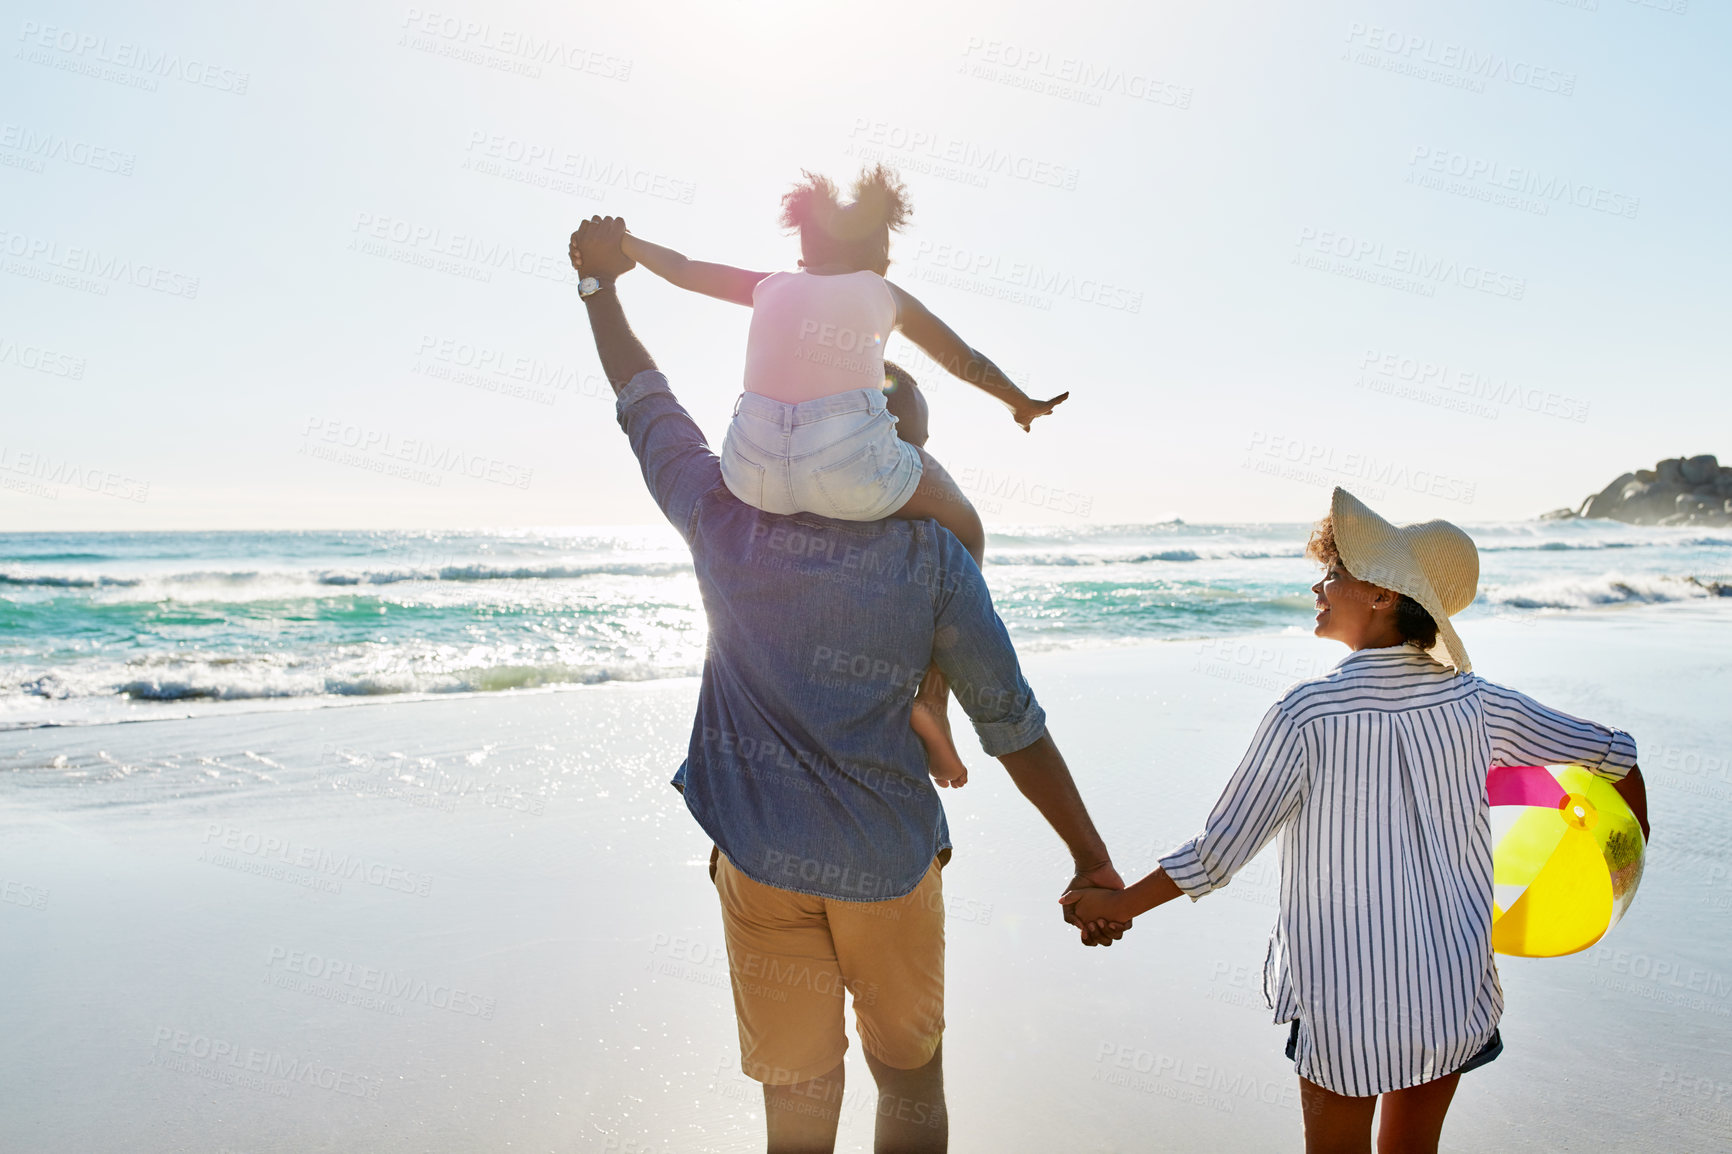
[1012,392,1070,432]
[569,215,636,279]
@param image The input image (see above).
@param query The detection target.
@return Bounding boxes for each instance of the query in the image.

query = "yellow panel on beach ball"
[1487,763,1644,958]
[1492,804,1567,889]
[1491,828,1614,957]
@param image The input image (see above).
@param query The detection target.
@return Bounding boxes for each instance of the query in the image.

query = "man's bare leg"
[895,451,983,789]
[863,1044,948,1154]
[764,1062,845,1154]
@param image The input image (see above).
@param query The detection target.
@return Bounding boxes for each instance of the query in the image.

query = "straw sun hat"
[1329,487,1481,673]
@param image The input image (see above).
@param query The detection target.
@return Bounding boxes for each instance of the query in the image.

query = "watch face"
[579,276,600,295]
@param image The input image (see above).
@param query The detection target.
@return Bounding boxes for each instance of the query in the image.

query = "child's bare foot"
[911,671,968,787]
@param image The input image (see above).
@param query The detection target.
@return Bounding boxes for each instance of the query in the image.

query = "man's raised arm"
[568,215,721,544]
[570,216,654,393]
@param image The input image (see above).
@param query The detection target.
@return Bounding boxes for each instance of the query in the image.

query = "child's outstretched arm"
[885,281,1069,431]
[620,233,769,307]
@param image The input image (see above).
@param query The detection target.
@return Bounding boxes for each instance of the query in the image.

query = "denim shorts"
[720,387,924,521]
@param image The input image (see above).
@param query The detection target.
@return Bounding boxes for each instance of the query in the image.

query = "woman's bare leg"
[893,450,983,788]
[1375,1073,1459,1154]
[1299,1076,1376,1154]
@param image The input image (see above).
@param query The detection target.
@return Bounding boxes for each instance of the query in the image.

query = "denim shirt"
[616,371,1047,901]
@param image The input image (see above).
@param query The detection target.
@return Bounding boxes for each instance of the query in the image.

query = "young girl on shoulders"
[619,166,1068,785]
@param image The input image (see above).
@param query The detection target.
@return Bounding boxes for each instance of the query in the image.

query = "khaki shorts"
[712,849,945,1085]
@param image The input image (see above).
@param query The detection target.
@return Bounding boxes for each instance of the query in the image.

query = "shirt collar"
[1333,643,1440,672]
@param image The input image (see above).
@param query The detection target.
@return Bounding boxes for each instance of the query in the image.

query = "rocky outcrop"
[1547,455,1732,526]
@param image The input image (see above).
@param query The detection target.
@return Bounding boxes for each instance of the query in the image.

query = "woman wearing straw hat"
[1064,488,1650,1153]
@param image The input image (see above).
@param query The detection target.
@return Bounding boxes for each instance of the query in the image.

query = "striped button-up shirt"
[1161,645,1638,1096]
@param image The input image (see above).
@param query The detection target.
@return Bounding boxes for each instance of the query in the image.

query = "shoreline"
[6,595,1729,735]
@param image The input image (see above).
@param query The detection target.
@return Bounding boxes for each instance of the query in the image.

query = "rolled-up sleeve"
[1161,702,1307,899]
[1479,679,1638,782]
[614,371,723,544]
[929,538,1046,757]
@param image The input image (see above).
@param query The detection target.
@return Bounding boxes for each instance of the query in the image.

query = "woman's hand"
[1063,884,1117,922]
[1614,765,1650,842]
[1012,392,1070,432]
[1061,884,1128,935]
[1062,862,1132,945]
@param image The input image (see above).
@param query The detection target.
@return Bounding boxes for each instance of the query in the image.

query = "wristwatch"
[578,275,609,298]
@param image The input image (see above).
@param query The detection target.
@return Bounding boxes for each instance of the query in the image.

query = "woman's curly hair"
[1306,514,1440,649]
[779,165,911,265]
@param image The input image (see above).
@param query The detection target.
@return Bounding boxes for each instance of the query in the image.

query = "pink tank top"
[742,270,898,404]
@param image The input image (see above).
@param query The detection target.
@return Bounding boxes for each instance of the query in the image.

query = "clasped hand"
[569,215,636,280]
[1062,863,1132,947]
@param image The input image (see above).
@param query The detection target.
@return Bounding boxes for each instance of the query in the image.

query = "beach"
[3,600,1729,1152]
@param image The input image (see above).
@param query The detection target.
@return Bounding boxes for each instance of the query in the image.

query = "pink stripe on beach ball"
[1487,765,1568,808]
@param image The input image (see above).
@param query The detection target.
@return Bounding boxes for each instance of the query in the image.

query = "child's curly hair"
[779,165,912,267]
[1306,514,1441,649]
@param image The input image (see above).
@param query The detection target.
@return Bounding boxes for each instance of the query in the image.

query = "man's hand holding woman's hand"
[569,216,637,282]
[1063,861,1131,947]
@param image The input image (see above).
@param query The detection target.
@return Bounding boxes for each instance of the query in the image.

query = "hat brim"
[1330,488,1473,673]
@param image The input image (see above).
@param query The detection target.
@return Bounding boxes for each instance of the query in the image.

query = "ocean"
[3,520,1729,728]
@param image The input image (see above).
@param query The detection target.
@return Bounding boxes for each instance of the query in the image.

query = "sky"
[2,0,1726,531]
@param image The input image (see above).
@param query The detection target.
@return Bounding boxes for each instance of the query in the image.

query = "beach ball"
[1488,764,1645,958]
